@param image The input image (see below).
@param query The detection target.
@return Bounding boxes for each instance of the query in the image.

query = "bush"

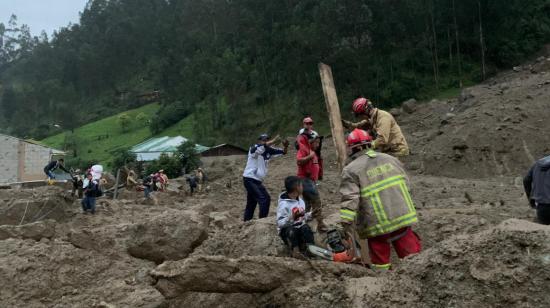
[110,148,137,172]
[136,112,148,124]
[117,113,132,132]
[144,153,182,178]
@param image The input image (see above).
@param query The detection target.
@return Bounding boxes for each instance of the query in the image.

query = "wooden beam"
[113,169,121,199]
[318,63,347,171]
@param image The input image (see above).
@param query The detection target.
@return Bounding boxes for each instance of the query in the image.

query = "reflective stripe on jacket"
[339,149,417,238]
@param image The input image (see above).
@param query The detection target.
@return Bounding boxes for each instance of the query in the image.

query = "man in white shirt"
[243,133,289,221]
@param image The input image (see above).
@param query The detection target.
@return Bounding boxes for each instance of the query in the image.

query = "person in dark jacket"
[44,158,70,179]
[82,173,98,214]
[187,175,198,194]
[143,174,154,199]
[524,155,550,225]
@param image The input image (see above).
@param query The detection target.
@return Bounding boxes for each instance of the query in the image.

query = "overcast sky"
[0,0,88,37]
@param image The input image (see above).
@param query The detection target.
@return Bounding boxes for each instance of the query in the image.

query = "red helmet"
[346,129,372,147]
[352,97,373,114]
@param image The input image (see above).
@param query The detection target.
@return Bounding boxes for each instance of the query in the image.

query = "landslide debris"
[361,219,550,307]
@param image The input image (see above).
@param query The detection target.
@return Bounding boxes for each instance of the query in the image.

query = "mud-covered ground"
[1,55,550,307]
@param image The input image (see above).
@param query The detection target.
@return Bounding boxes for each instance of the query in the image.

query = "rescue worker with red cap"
[342,98,409,157]
[296,128,328,232]
[339,128,421,270]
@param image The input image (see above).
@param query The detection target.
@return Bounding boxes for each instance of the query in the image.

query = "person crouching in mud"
[277,176,315,259]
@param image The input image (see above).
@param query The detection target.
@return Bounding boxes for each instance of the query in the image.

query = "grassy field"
[41,103,195,168]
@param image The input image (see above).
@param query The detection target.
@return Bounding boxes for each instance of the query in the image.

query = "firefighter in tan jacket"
[342,97,409,157]
[340,129,421,270]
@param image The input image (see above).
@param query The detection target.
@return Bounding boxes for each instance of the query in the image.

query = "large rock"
[151,255,373,296]
[126,210,210,263]
[192,219,285,258]
[389,107,402,117]
[401,98,417,113]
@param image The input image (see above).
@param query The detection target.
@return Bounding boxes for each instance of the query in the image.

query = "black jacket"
[524,155,550,207]
[44,160,69,173]
[84,181,99,198]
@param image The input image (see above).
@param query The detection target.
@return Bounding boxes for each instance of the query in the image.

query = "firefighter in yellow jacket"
[342,97,409,157]
[340,129,421,270]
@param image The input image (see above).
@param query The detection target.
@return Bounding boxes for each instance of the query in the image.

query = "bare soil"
[1,55,550,307]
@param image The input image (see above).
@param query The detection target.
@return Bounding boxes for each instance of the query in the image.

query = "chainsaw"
[307,228,367,265]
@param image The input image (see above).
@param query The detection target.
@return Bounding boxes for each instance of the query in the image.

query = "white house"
[0,134,65,184]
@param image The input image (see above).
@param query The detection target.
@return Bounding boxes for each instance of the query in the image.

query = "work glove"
[342,119,353,129]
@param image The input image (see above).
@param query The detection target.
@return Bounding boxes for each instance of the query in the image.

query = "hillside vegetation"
[1,0,549,146]
[41,103,195,167]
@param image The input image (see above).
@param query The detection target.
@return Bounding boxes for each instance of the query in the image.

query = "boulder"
[191,219,286,258]
[126,210,210,263]
[389,108,402,117]
[401,98,417,114]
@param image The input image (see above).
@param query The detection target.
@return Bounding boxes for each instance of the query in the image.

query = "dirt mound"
[398,57,550,178]
[192,219,286,258]
[0,219,56,241]
[363,219,550,307]
[0,186,75,225]
[0,238,162,308]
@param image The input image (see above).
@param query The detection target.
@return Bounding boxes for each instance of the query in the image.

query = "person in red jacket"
[296,130,327,232]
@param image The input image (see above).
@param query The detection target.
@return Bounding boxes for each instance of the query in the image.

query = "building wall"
[0,135,58,183]
[21,142,54,181]
[0,135,20,184]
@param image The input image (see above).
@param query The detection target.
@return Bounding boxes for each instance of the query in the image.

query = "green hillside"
[41,103,195,168]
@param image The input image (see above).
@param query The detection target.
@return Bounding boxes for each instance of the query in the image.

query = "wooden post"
[113,169,121,199]
[319,63,347,171]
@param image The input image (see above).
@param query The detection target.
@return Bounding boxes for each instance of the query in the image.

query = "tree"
[145,153,182,178]
[0,0,549,144]
[176,140,201,174]
[117,113,132,132]
[136,112,148,123]
[110,148,137,172]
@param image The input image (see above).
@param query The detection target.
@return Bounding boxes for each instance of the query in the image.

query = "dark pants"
[144,186,152,198]
[81,196,96,213]
[243,177,271,221]
[279,224,315,249]
[537,204,550,225]
[44,169,55,179]
[302,178,323,220]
